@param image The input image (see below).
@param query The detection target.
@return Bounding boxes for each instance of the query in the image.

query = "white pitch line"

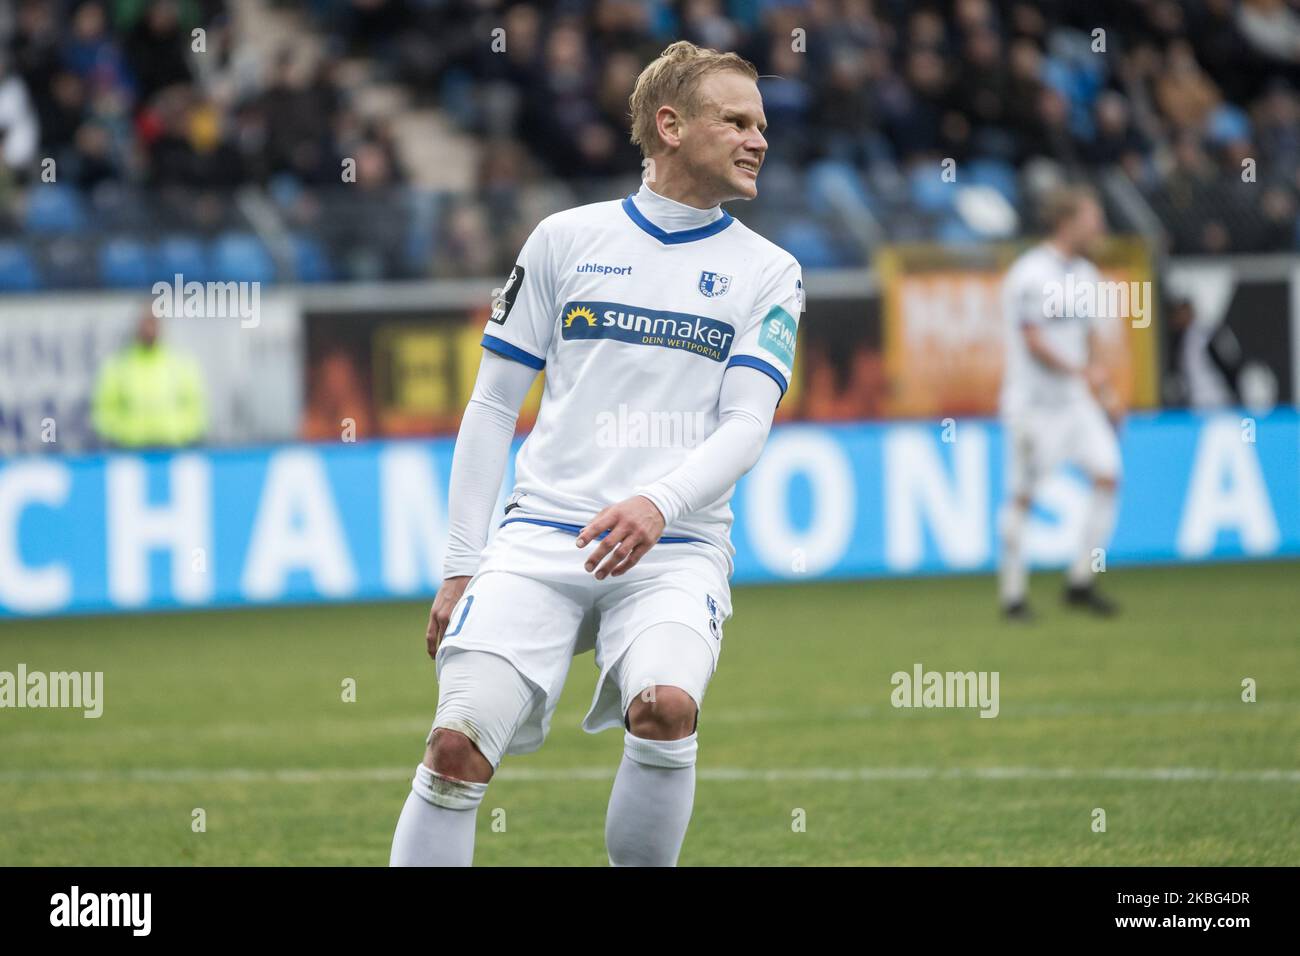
[5,700,1295,748]
[0,766,1296,785]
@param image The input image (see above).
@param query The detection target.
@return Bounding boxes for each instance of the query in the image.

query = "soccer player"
[997,185,1122,620]
[389,41,801,866]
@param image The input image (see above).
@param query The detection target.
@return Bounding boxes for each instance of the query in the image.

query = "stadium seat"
[36,237,99,288]
[157,236,211,283]
[1207,105,1251,145]
[966,159,1019,205]
[212,233,276,284]
[937,214,982,245]
[806,159,876,219]
[908,164,957,213]
[0,243,42,291]
[99,239,158,288]
[24,186,87,234]
[291,234,334,283]
[776,221,845,269]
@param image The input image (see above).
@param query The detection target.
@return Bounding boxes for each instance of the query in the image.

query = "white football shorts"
[431,519,731,762]
[1004,397,1121,499]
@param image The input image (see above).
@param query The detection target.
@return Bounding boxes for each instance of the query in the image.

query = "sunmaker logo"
[560,300,735,362]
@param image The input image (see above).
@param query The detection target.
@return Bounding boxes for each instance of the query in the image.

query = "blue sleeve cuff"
[726,354,788,395]
[482,333,545,370]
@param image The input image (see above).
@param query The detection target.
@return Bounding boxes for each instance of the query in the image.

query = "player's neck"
[1045,237,1077,260]
[635,179,723,228]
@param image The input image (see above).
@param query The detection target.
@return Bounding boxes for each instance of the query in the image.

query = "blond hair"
[628,41,759,158]
[1040,184,1101,232]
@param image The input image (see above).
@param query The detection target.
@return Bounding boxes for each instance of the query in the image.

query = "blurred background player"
[91,308,208,449]
[997,185,1122,620]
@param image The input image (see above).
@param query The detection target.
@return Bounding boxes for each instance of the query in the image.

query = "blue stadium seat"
[291,234,334,283]
[25,185,87,234]
[966,159,1018,204]
[806,160,876,218]
[157,236,210,283]
[212,232,276,284]
[909,164,956,213]
[99,239,157,288]
[776,221,844,269]
[0,243,41,291]
[1207,104,1251,144]
[937,215,982,245]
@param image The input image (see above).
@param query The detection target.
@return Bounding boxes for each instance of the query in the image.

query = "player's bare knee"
[626,685,698,740]
[427,728,492,782]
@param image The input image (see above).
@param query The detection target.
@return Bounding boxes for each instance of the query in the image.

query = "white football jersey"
[481,183,802,569]
[1000,242,1103,415]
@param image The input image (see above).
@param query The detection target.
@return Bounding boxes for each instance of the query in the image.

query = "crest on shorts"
[698,271,731,298]
[706,594,721,639]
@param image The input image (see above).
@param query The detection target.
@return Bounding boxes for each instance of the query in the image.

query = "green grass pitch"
[1,561,1297,866]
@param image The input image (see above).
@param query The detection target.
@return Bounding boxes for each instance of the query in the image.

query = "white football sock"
[389,763,487,867]
[998,499,1029,605]
[1068,485,1117,587]
[605,732,698,867]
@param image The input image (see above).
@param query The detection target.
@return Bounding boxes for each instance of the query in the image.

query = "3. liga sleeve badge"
[698,271,731,298]
[490,264,524,323]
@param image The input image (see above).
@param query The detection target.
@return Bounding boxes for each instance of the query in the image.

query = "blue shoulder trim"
[621,196,734,244]
[482,333,545,370]
[726,354,788,395]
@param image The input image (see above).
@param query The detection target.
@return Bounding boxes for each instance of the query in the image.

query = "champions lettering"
[560,301,735,362]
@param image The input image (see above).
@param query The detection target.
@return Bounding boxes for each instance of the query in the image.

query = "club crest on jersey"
[698,271,731,298]
[706,594,722,640]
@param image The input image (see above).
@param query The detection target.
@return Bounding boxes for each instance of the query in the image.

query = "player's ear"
[656,104,683,150]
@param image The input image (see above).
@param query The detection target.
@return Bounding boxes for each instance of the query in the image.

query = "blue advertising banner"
[2,411,1296,618]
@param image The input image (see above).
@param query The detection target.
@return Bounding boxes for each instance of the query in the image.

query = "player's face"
[1072,198,1107,255]
[681,71,768,203]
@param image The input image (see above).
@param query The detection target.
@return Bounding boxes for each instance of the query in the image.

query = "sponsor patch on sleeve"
[756,304,798,369]
[490,264,525,324]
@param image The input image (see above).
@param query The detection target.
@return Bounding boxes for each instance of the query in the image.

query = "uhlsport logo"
[560,300,735,362]
[698,270,731,298]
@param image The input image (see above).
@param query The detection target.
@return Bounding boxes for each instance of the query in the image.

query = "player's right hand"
[426,576,471,659]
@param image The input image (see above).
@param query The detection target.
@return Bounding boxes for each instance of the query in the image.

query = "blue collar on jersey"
[621,195,734,244]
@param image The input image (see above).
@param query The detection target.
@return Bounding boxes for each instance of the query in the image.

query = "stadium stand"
[1,0,1298,288]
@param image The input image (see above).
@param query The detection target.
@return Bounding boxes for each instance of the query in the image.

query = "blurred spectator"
[0,52,39,172]
[92,310,208,448]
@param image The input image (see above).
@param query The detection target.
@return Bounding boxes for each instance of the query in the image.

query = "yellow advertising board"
[878,239,1158,418]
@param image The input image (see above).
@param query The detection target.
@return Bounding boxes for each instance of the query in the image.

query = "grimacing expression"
[675,71,768,202]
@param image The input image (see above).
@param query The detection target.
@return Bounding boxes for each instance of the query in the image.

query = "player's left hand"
[576,495,666,580]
